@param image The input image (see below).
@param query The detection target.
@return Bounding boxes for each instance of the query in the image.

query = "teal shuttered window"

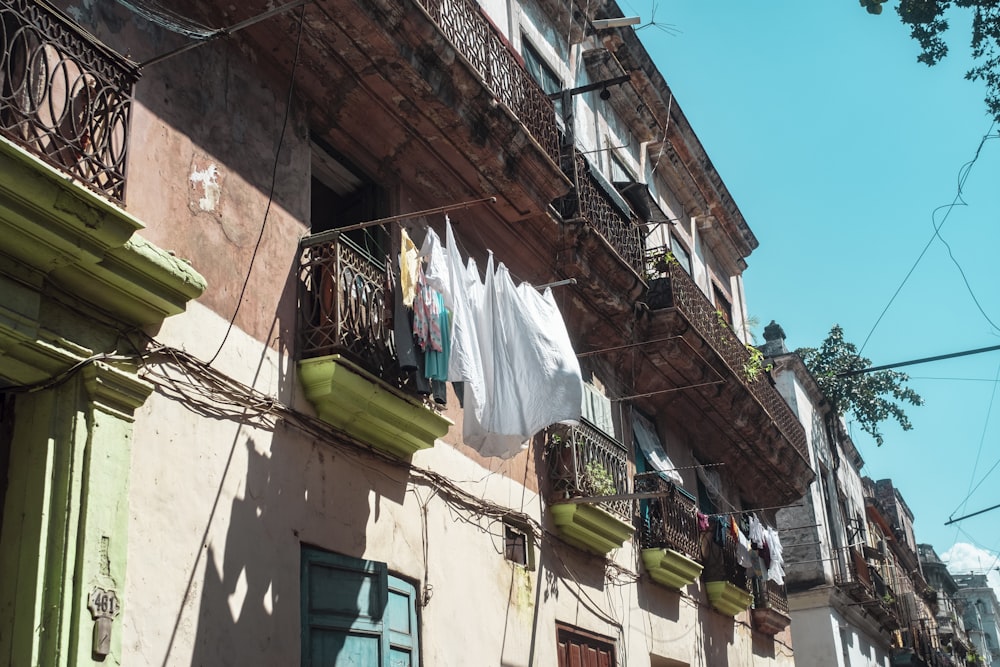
[301,548,419,666]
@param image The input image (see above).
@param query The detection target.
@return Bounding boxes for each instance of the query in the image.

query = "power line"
[207,5,305,366]
[945,502,1000,525]
[835,342,1000,377]
[858,125,997,356]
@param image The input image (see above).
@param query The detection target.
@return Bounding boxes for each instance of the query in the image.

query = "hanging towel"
[766,526,785,585]
[418,226,451,309]
[399,228,419,307]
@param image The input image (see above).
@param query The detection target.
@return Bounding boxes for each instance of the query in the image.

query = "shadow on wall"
[697,601,733,667]
[190,439,291,665]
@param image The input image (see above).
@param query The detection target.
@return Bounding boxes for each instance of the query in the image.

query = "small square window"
[504,522,534,569]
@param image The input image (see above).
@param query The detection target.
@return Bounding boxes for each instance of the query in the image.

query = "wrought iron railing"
[835,546,874,592]
[645,255,809,461]
[634,472,701,562]
[547,420,631,522]
[298,232,404,384]
[753,577,789,614]
[415,0,559,164]
[556,153,644,275]
[0,0,138,202]
[708,524,750,590]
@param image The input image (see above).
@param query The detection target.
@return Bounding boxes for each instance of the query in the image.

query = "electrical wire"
[858,124,998,356]
[949,357,1000,521]
[206,5,306,367]
[114,0,216,39]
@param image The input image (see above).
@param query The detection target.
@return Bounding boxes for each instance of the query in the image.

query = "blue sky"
[623,2,1000,583]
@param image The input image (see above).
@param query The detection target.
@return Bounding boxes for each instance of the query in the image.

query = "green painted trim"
[0,364,148,666]
[549,502,635,555]
[298,354,452,459]
[705,580,753,616]
[641,548,704,590]
[0,135,206,327]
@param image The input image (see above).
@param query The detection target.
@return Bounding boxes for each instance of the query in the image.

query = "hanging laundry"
[413,266,444,354]
[418,226,450,309]
[735,521,753,568]
[748,514,765,550]
[399,228,419,307]
[633,412,683,485]
[440,218,583,458]
[765,526,785,585]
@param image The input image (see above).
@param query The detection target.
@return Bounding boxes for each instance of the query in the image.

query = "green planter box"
[299,354,452,459]
[641,548,703,590]
[705,580,753,616]
[550,502,635,556]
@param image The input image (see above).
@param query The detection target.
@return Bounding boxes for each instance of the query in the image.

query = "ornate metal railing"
[753,578,789,614]
[709,524,750,590]
[298,232,404,384]
[645,255,809,461]
[634,472,701,562]
[556,153,644,275]
[547,420,631,521]
[0,0,138,202]
[835,546,874,592]
[416,0,559,164]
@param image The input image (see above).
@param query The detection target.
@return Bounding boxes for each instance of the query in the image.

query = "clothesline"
[302,196,497,247]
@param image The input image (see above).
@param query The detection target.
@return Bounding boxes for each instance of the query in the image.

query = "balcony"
[835,547,900,632]
[546,420,635,556]
[297,233,451,459]
[635,472,704,589]
[415,0,559,165]
[751,578,791,635]
[555,153,645,277]
[702,522,753,616]
[0,0,138,203]
[634,256,813,507]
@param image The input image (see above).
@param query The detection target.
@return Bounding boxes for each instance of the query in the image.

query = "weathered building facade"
[953,573,1000,666]
[0,0,815,665]
[767,328,958,667]
[767,328,895,667]
[919,543,979,666]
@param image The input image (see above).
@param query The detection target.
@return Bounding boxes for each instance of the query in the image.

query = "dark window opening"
[310,140,389,263]
[504,524,528,566]
[712,284,732,326]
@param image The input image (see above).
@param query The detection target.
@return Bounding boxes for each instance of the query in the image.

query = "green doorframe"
[0,362,151,667]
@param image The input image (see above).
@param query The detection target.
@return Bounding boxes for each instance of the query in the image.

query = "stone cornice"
[0,136,206,328]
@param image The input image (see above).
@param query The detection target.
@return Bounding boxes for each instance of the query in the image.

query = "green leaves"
[865,0,1000,122]
[796,324,923,447]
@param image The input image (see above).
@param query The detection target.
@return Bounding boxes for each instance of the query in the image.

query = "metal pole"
[140,0,313,68]
[301,196,497,247]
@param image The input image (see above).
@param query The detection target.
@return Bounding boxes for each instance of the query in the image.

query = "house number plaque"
[87,587,120,658]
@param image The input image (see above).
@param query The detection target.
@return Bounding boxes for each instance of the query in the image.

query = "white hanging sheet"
[442,218,582,458]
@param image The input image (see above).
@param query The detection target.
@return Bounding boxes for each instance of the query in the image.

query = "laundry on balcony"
[633,412,683,485]
[438,217,583,458]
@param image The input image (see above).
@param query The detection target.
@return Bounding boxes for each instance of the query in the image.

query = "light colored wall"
[123,300,796,667]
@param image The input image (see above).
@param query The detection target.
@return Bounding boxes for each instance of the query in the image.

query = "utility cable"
[858,124,997,356]
[206,5,305,366]
[114,0,216,39]
[948,357,1000,521]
